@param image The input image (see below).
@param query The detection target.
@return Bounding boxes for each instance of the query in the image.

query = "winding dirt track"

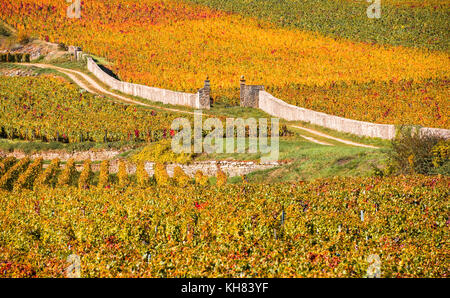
[291,126,378,148]
[22,63,195,115]
[21,63,379,148]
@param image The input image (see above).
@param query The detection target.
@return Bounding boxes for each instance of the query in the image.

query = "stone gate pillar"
[197,76,211,109]
[239,76,264,108]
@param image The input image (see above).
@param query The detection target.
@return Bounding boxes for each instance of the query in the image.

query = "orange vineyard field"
[0,0,449,281]
[1,0,449,128]
[0,75,186,143]
[0,157,448,278]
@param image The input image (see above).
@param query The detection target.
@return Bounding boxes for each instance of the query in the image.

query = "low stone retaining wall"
[101,160,280,178]
[0,149,122,162]
[9,149,281,177]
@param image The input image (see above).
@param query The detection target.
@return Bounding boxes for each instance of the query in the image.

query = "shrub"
[131,139,193,164]
[173,166,190,187]
[97,160,110,189]
[58,42,68,51]
[194,170,209,186]
[15,53,23,63]
[431,140,450,175]
[154,163,170,186]
[387,127,447,175]
[23,53,31,62]
[58,158,77,186]
[117,160,129,188]
[35,158,60,189]
[0,53,7,62]
[6,53,14,62]
[0,157,17,176]
[431,140,450,167]
[14,158,43,191]
[17,30,30,45]
[216,169,227,186]
[136,161,150,187]
[0,157,31,190]
[78,160,93,189]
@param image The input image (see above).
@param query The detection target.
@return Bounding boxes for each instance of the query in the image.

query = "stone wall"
[0,149,121,162]
[86,57,210,109]
[197,77,211,108]
[259,91,396,139]
[67,46,80,55]
[93,160,280,177]
[240,76,265,108]
[81,46,447,139]
[257,91,449,140]
[418,127,450,139]
[138,160,279,177]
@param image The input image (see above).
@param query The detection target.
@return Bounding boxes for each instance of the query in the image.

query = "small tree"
[15,53,23,63]
[6,53,14,62]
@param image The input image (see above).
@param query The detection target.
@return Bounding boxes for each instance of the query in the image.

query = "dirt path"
[22,63,197,115]
[291,125,379,149]
[20,63,379,149]
[298,134,333,146]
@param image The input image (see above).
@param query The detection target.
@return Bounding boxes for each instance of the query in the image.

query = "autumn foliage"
[0,173,447,277]
[0,0,448,128]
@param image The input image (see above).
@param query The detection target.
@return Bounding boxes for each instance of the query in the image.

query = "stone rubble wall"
[98,160,280,178]
[0,149,122,162]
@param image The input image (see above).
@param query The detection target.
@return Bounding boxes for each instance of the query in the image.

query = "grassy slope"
[198,135,387,182]
[246,144,386,183]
